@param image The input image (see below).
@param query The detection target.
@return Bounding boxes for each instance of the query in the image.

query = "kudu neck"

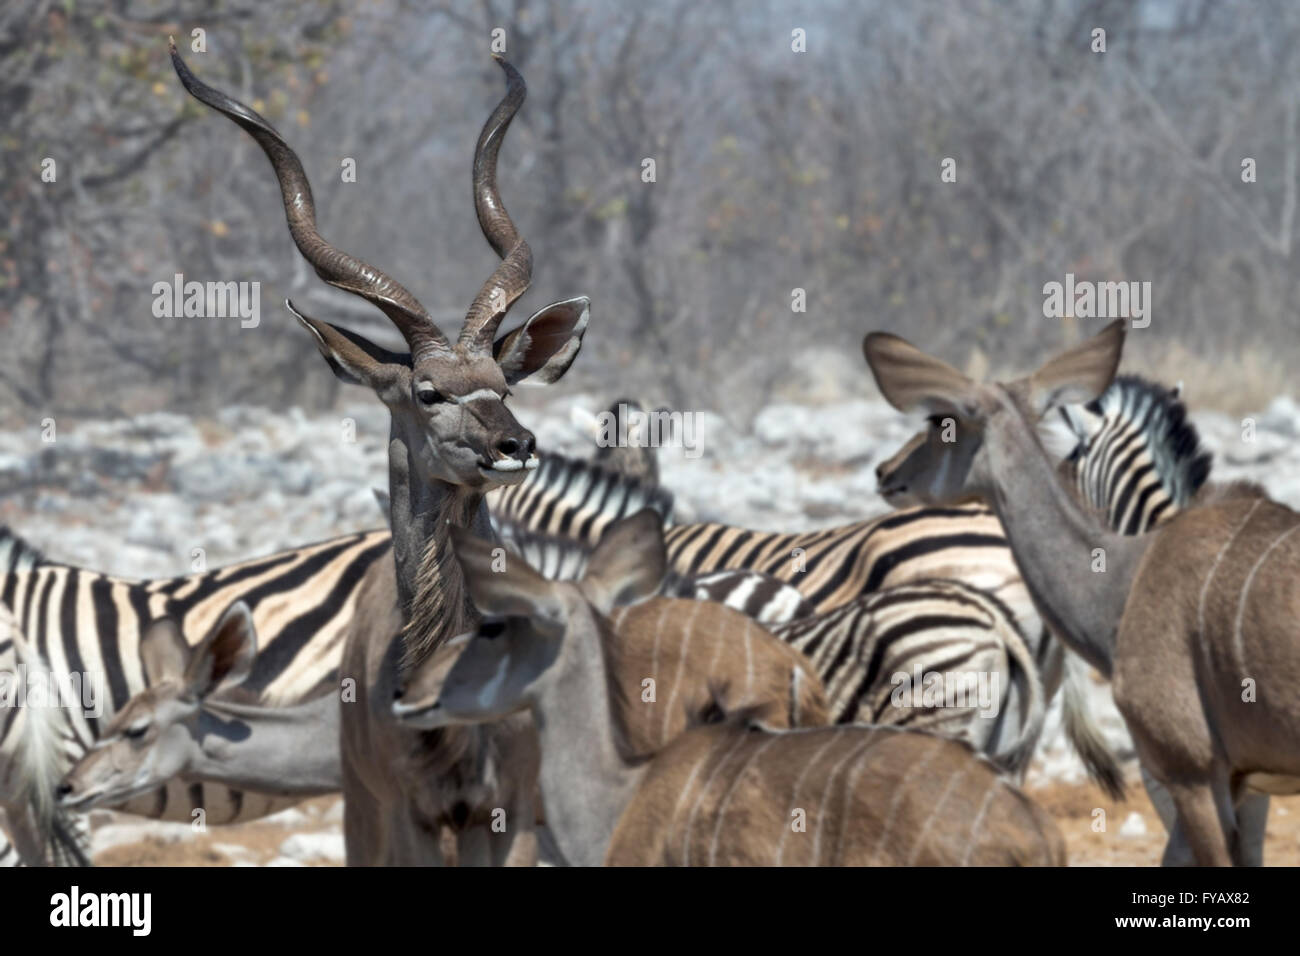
[386,432,494,670]
[189,692,339,796]
[533,614,645,867]
[983,407,1150,677]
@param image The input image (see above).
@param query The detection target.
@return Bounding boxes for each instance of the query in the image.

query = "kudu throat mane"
[400,490,483,673]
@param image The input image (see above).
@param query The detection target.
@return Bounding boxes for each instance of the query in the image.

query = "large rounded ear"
[184,602,258,699]
[494,296,590,386]
[286,299,411,394]
[448,526,563,625]
[581,509,666,614]
[1025,320,1125,417]
[862,332,977,417]
[140,617,191,686]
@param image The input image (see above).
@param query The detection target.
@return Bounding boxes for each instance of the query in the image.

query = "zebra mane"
[488,452,675,547]
[0,526,45,574]
[1085,374,1212,506]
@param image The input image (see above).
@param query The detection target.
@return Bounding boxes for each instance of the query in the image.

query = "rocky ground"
[2,383,1298,866]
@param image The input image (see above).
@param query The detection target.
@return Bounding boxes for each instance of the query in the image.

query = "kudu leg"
[1142,767,1196,866]
[1235,794,1269,866]
[1145,767,1268,865]
[1163,779,1236,866]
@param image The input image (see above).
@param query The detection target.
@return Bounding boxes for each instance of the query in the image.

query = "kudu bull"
[172,44,589,864]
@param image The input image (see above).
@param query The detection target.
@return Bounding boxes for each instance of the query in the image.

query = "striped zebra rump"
[497,528,813,628]
[770,579,1043,773]
[660,504,1020,615]
[667,568,813,626]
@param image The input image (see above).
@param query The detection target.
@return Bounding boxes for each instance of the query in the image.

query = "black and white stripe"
[770,578,1042,773]
[0,527,391,863]
[488,451,675,546]
[1061,375,1210,534]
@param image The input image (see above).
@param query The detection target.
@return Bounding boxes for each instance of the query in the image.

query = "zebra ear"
[185,602,258,699]
[139,618,191,686]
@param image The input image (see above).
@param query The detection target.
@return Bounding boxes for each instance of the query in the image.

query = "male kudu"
[172,45,589,864]
[864,320,1300,866]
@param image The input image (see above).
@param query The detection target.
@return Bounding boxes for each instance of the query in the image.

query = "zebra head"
[1056,376,1210,533]
[171,45,589,492]
[56,603,257,812]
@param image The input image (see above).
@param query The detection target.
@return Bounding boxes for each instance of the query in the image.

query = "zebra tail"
[1060,652,1126,801]
[994,618,1047,778]
[47,809,93,867]
[8,627,66,860]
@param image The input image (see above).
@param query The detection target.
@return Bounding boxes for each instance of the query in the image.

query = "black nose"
[497,431,535,462]
[56,782,73,797]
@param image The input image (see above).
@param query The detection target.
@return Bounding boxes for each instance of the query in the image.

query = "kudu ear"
[448,526,562,624]
[581,509,667,614]
[184,602,257,700]
[1024,320,1126,418]
[862,332,978,418]
[286,300,411,392]
[139,617,191,686]
[494,296,590,386]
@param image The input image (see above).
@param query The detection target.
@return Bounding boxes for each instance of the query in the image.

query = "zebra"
[0,526,391,864]
[1058,375,1211,532]
[771,578,1042,773]
[568,397,670,485]
[498,522,814,626]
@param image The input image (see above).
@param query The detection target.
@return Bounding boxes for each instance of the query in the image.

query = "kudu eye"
[125,723,149,740]
[417,387,446,407]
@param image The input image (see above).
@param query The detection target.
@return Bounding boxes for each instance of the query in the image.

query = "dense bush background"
[2,0,1297,423]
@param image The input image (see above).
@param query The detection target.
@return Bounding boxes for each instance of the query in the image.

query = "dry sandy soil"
[1027,776,1300,866]
[87,779,1300,867]
[91,797,343,867]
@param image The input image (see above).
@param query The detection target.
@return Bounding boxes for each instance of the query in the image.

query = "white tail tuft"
[5,622,66,854]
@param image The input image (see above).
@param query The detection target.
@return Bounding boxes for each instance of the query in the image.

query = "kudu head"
[171,43,589,492]
[392,510,667,729]
[57,602,257,811]
[867,321,1126,504]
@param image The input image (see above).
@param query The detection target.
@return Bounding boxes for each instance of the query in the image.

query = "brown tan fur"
[606,598,830,755]
[1113,497,1300,864]
[606,721,1065,866]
